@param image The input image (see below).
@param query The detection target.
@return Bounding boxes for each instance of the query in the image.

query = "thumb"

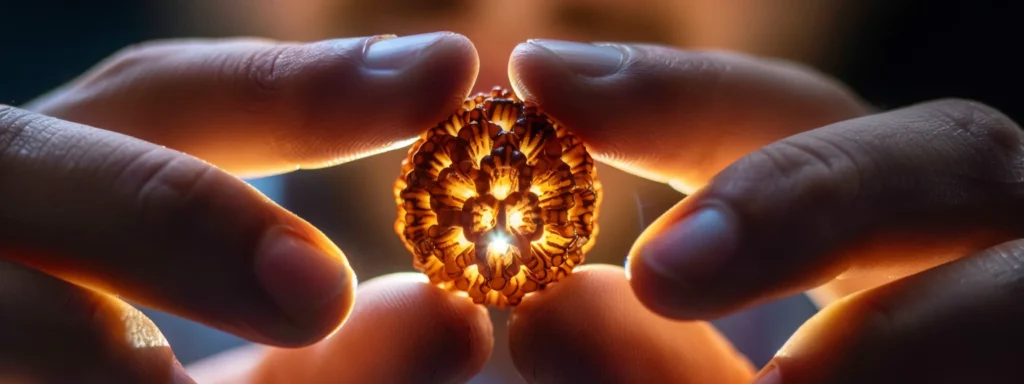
[509,40,868,193]
[29,32,479,178]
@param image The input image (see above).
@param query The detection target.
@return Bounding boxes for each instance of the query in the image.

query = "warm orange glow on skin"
[394,87,602,307]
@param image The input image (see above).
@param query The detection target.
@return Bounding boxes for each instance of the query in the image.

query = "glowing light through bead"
[487,236,511,255]
[393,86,602,307]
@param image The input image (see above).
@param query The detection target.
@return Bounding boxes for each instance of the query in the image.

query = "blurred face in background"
[177,0,859,91]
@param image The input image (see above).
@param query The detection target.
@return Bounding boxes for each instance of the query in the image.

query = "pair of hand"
[2,31,1021,383]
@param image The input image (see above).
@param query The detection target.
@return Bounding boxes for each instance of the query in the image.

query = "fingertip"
[511,264,753,383]
[512,264,624,320]
[165,33,482,173]
[0,109,354,350]
[627,252,692,318]
[625,201,741,321]
[627,244,737,321]
[250,226,357,347]
[419,32,479,78]
[507,42,540,101]
[508,41,577,104]
[508,265,622,382]
[397,31,479,92]
[398,31,480,130]
[321,273,493,383]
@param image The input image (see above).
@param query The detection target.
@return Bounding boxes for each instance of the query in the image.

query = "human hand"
[0,32,482,383]
[187,265,754,384]
[505,40,1024,383]
[187,272,492,384]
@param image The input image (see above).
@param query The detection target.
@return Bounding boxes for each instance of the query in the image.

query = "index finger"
[0,106,352,347]
[27,32,479,178]
[508,40,868,193]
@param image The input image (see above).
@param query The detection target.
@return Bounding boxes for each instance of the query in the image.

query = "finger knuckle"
[234,43,363,132]
[252,44,365,159]
[117,148,221,229]
[718,134,864,218]
[238,44,300,100]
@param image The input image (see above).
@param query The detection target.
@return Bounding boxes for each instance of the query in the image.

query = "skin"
[4,12,1023,384]
[206,37,1024,383]
[179,0,853,90]
[1,33,481,382]
[156,2,857,380]
[510,40,1024,383]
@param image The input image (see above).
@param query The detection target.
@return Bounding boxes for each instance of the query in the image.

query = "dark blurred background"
[2,1,1020,382]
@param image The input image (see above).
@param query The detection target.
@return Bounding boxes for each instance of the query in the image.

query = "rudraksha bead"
[394,86,601,307]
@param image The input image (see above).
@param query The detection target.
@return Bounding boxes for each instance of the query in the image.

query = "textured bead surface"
[394,86,602,307]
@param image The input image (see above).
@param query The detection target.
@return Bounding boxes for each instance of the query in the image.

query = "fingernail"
[753,363,782,384]
[528,39,625,77]
[641,206,738,284]
[363,32,447,69]
[254,227,349,329]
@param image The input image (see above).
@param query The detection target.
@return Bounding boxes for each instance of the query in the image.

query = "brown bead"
[393,87,602,308]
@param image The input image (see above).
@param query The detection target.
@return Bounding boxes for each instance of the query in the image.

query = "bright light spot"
[487,236,511,255]
[529,186,543,196]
